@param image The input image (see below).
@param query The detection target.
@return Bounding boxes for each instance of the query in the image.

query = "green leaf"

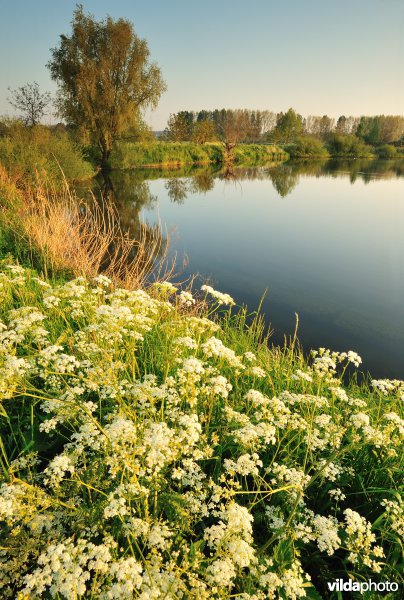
[273,538,294,570]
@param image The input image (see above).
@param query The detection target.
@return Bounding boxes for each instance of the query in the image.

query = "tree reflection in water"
[75,158,404,215]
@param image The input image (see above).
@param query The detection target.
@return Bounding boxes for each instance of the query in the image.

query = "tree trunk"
[223,141,235,163]
[100,147,111,172]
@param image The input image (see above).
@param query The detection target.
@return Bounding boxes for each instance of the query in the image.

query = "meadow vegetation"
[0,150,402,597]
[0,163,402,600]
[0,166,170,289]
[110,142,288,169]
[0,260,402,598]
[0,118,402,598]
[0,121,94,186]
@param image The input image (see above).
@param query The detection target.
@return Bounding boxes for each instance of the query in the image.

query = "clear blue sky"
[1,0,403,129]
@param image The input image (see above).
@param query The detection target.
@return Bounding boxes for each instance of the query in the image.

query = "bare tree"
[7,82,51,126]
[215,109,250,160]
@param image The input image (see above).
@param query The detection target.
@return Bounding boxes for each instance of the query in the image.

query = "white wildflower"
[209,375,232,398]
[351,412,370,428]
[206,558,236,587]
[201,284,235,305]
[174,336,197,349]
[178,290,195,306]
[224,453,263,477]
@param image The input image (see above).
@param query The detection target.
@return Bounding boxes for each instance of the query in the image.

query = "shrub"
[0,122,94,185]
[286,136,329,158]
[375,144,398,159]
[326,133,374,158]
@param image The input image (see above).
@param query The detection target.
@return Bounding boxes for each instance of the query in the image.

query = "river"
[86,158,404,379]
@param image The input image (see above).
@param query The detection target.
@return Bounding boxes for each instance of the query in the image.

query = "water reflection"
[75,172,169,282]
[165,178,189,204]
[103,159,404,205]
[75,159,404,377]
[78,159,404,211]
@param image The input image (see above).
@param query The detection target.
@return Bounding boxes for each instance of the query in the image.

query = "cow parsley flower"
[201,284,235,305]
[206,558,236,587]
[178,291,195,306]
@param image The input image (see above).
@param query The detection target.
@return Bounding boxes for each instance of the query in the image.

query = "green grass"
[110,141,222,168]
[0,261,402,599]
[233,144,289,164]
[110,141,288,169]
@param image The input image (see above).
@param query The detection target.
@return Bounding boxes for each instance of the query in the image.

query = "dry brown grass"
[0,166,176,288]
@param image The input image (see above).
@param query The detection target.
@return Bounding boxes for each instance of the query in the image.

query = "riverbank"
[0,256,402,598]
[110,141,289,169]
[0,168,403,599]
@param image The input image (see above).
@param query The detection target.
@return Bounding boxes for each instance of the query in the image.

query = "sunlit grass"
[0,167,174,288]
[110,141,288,169]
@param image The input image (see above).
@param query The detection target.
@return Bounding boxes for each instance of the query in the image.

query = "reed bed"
[0,167,175,288]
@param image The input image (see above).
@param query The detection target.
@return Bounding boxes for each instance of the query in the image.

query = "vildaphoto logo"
[327,578,399,594]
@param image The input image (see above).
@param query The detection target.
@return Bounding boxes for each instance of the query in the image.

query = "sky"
[0,0,404,130]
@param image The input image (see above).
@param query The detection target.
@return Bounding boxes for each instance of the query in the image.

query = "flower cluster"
[0,262,402,599]
[201,284,235,305]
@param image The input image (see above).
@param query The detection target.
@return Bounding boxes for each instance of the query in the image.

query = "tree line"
[163,108,404,148]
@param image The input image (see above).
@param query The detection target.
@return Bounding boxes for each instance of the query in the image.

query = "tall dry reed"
[0,166,176,287]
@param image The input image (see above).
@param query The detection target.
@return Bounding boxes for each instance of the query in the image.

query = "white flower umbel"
[201,284,235,306]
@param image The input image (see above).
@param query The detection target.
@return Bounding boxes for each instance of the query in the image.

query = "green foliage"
[192,120,217,144]
[286,136,329,158]
[0,123,94,185]
[162,110,404,153]
[356,115,404,145]
[326,134,374,158]
[0,263,402,598]
[164,111,196,141]
[375,144,398,159]
[48,5,166,167]
[270,108,304,143]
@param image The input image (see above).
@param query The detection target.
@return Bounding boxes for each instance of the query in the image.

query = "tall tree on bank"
[214,109,250,160]
[165,111,195,141]
[271,108,303,143]
[47,5,166,170]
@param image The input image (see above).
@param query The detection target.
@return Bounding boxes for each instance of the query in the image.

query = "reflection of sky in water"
[140,170,404,378]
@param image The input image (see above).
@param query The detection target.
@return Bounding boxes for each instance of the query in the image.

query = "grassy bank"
[0,160,402,598]
[110,141,288,169]
[0,259,403,598]
[111,139,404,169]
[285,135,404,160]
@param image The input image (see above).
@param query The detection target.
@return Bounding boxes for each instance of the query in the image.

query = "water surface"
[92,159,404,378]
